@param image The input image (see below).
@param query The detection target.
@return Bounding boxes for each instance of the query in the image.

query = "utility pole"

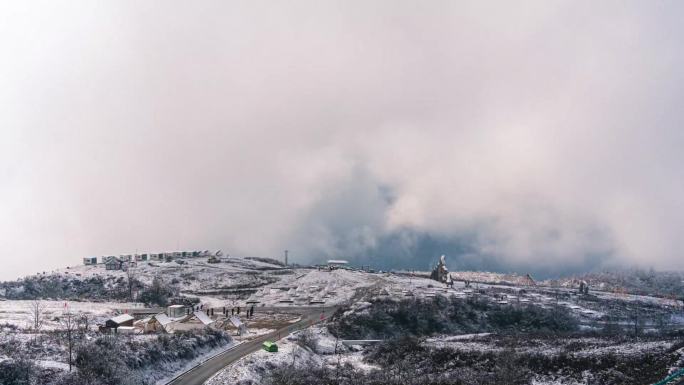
[284,250,288,266]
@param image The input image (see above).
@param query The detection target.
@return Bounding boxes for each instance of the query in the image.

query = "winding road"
[167,306,338,385]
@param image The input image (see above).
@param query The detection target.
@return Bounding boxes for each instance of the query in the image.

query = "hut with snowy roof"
[103,314,134,333]
[172,311,216,332]
[104,256,123,270]
[153,313,176,332]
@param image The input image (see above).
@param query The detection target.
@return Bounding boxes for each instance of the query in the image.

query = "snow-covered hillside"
[1,257,683,385]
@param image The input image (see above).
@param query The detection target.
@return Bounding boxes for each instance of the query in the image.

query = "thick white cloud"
[1,1,684,279]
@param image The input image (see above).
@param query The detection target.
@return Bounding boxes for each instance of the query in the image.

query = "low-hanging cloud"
[1,1,684,279]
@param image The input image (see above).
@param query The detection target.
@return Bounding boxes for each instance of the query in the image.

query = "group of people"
[192,304,257,318]
[226,305,256,318]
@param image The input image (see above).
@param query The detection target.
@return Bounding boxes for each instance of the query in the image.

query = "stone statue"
[579,280,589,295]
[430,255,453,286]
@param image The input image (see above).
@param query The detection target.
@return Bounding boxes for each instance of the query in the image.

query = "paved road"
[168,306,339,385]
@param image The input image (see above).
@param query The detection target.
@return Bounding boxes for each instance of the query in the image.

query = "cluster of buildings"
[101,303,257,336]
[101,304,219,334]
[83,250,223,270]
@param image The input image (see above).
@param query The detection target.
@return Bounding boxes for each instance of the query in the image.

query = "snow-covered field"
[0,299,143,329]
[239,268,383,307]
[13,258,381,308]
[45,257,292,295]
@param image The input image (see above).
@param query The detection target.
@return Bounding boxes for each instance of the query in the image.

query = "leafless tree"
[28,300,46,337]
[290,340,299,366]
[61,310,77,372]
[78,313,91,334]
[125,265,137,301]
[295,329,317,352]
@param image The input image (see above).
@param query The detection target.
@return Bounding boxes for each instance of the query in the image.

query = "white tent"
[193,311,215,326]
[229,316,247,335]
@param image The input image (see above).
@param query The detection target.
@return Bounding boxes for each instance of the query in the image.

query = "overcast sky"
[1,1,684,280]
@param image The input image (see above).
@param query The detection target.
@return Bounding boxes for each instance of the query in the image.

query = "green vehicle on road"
[262,341,278,352]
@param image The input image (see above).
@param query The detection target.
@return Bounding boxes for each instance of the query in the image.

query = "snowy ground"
[425,333,677,357]
[0,299,143,329]
[5,256,681,324]
[378,272,684,329]
[2,258,684,385]
[206,326,374,385]
[153,341,239,385]
[237,269,383,308]
[0,325,235,385]
[206,324,683,385]
[199,269,684,385]
[18,258,382,309]
[44,257,292,296]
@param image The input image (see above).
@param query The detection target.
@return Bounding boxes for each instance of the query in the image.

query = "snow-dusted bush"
[244,257,286,267]
[262,335,677,385]
[0,355,35,385]
[0,275,137,302]
[138,276,177,306]
[331,296,578,339]
[294,330,318,352]
[57,329,232,385]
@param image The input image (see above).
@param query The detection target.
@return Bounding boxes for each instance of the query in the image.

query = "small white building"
[83,257,98,265]
[327,260,349,270]
[167,305,187,318]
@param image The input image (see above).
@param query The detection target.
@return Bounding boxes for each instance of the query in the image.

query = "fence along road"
[167,306,339,385]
